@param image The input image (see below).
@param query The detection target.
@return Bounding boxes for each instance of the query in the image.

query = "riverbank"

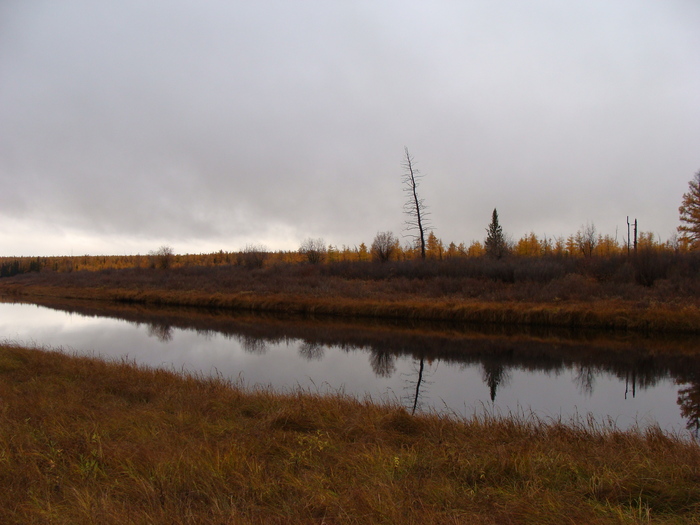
[2,342,699,524]
[1,263,699,333]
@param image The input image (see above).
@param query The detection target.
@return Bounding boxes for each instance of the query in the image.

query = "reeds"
[1,343,699,524]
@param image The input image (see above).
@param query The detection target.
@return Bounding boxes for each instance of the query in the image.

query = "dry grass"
[2,264,700,332]
[2,342,700,524]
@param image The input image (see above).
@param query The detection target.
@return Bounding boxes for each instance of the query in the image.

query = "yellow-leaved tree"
[679,170,700,250]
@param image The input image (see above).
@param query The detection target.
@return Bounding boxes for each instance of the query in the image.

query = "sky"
[1,1,699,256]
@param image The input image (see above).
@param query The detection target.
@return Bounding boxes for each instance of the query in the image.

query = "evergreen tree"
[485,208,508,259]
[679,170,700,249]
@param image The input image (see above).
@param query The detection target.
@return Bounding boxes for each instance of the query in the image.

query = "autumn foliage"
[679,170,700,249]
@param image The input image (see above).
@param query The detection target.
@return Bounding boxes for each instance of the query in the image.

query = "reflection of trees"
[481,361,510,402]
[677,381,700,438]
[625,370,637,399]
[147,323,173,342]
[369,350,396,378]
[574,365,596,397]
[240,335,267,355]
[31,297,700,432]
[411,357,425,415]
[399,356,433,415]
[299,341,325,361]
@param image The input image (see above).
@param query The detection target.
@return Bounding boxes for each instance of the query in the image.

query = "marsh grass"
[1,343,700,524]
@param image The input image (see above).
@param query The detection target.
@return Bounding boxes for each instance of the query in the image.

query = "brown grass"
[2,342,700,524]
[2,263,700,333]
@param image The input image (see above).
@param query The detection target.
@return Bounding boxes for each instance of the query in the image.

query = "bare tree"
[402,147,430,259]
[237,244,269,269]
[575,222,597,258]
[149,245,174,269]
[299,237,327,264]
[370,231,398,263]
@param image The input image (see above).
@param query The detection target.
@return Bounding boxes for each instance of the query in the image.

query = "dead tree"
[401,147,430,259]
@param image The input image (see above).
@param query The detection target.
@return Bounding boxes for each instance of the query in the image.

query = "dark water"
[2,298,699,436]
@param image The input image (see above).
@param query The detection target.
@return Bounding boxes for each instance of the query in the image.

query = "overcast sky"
[1,1,699,256]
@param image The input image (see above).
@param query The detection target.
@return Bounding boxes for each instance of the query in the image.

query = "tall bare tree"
[402,147,430,260]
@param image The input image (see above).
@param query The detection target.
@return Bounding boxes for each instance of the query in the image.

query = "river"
[1,298,698,436]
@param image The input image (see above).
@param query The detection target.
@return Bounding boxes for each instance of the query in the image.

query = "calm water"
[2,299,699,436]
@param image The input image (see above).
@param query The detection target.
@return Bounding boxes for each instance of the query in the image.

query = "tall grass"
[2,342,700,524]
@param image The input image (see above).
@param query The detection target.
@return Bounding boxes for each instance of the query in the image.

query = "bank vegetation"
[2,247,700,333]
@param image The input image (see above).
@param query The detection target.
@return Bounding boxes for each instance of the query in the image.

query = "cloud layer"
[2,1,699,255]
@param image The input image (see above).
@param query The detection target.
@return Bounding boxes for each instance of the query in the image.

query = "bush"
[237,244,269,270]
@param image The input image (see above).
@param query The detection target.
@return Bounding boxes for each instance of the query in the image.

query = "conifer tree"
[679,170,700,249]
[485,208,508,259]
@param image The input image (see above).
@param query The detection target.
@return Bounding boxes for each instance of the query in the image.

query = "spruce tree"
[485,208,507,259]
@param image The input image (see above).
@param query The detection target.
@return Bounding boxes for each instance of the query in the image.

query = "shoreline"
[2,342,700,523]
[1,280,699,334]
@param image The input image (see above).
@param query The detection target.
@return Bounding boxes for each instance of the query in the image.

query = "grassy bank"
[1,258,700,332]
[2,343,700,524]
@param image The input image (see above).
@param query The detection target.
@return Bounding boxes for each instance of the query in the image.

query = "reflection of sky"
[0,303,688,434]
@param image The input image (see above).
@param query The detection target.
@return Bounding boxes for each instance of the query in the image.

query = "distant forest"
[0,224,696,290]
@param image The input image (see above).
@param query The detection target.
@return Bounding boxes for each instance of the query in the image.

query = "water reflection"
[482,361,510,402]
[2,296,700,435]
[147,323,173,343]
[678,379,700,436]
[369,349,396,378]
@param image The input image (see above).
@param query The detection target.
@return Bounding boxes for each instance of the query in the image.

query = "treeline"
[0,227,687,276]
[0,258,42,277]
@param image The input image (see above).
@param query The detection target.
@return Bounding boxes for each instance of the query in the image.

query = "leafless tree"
[370,231,398,263]
[575,222,597,258]
[402,147,430,259]
[237,244,268,269]
[299,237,327,264]
[149,245,174,269]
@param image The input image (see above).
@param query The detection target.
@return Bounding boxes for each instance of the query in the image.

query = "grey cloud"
[1,1,699,255]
